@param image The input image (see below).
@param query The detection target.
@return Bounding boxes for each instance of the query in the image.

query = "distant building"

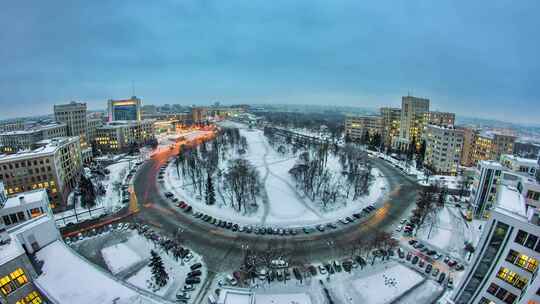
[452,185,540,304]
[86,118,103,146]
[395,95,430,150]
[94,120,155,153]
[191,107,208,124]
[460,128,517,167]
[380,107,401,148]
[424,124,463,175]
[0,123,67,153]
[500,154,539,177]
[0,120,26,133]
[107,96,142,122]
[54,101,92,162]
[0,137,83,209]
[427,111,455,127]
[345,114,382,142]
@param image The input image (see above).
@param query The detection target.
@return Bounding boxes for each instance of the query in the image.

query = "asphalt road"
[132,145,420,273]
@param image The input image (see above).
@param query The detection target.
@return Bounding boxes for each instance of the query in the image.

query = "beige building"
[460,128,517,167]
[380,107,401,148]
[395,95,430,150]
[86,118,103,145]
[345,115,383,142]
[94,120,155,153]
[191,107,208,123]
[424,124,464,175]
[0,137,83,209]
[54,101,92,162]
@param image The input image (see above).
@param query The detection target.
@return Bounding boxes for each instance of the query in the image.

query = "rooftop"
[479,130,517,140]
[0,123,66,136]
[2,189,47,210]
[0,136,79,162]
[495,184,527,219]
[0,235,25,266]
[501,154,539,167]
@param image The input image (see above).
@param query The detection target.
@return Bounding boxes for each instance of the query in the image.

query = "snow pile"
[351,264,424,304]
[255,293,312,304]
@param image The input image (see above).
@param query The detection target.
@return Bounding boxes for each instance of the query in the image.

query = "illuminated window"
[16,291,43,304]
[0,268,28,295]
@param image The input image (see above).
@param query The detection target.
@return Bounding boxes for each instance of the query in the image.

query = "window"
[487,283,499,294]
[515,230,528,245]
[17,212,25,222]
[506,250,519,263]
[525,234,538,249]
[479,297,496,304]
[0,268,28,295]
[16,291,43,304]
[2,215,11,225]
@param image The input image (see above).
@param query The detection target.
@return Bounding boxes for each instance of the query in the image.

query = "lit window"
[16,291,43,304]
[0,268,28,295]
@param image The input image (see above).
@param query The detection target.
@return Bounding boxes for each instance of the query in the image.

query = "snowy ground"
[162,122,389,227]
[99,231,206,302]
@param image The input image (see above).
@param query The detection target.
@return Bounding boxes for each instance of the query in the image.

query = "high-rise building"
[380,107,401,148]
[0,137,83,209]
[344,115,383,142]
[452,185,540,304]
[471,161,505,218]
[107,96,142,122]
[395,95,430,150]
[54,101,92,162]
[424,124,464,175]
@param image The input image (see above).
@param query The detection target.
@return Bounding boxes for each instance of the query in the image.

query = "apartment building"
[0,123,67,153]
[471,161,505,218]
[452,185,540,304]
[191,107,208,124]
[86,118,103,145]
[395,95,430,150]
[108,96,142,122]
[94,120,155,153]
[501,155,539,177]
[424,124,464,175]
[344,114,383,142]
[380,107,401,148]
[461,128,517,167]
[0,137,83,209]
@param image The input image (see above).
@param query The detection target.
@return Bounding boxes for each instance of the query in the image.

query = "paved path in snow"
[260,133,271,224]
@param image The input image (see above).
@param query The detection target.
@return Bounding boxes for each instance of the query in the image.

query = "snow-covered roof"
[0,137,79,162]
[0,235,25,266]
[501,154,539,167]
[35,241,164,304]
[2,189,47,209]
[495,185,527,219]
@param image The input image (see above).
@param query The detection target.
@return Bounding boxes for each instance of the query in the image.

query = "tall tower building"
[395,95,430,150]
[53,101,88,148]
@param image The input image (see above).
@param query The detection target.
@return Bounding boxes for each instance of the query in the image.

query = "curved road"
[132,144,419,274]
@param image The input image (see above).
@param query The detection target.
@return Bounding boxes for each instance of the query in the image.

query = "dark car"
[188,270,202,277]
[411,256,419,265]
[425,264,432,273]
[185,277,201,284]
[353,213,361,219]
[190,263,202,270]
[438,273,446,284]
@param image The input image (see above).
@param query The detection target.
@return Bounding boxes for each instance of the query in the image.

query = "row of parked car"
[120,161,144,204]
[408,239,465,271]
[400,248,452,288]
[176,263,203,303]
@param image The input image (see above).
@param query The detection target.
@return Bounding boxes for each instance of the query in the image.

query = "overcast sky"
[0,1,538,124]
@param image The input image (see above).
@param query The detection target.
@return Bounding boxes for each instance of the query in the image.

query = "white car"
[395,225,403,232]
[183,253,194,263]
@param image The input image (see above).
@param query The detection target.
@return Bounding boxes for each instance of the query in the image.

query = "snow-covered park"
[161,121,389,228]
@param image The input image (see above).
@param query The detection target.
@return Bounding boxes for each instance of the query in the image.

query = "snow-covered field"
[102,242,145,275]
[349,264,424,304]
[162,122,389,227]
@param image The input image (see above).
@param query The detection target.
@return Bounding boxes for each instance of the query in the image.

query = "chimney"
[18,196,25,205]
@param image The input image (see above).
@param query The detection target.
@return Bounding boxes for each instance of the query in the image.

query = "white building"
[0,123,67,153]
[0,187,51,229]
[501,155,539,177]
[452,185,540,304]
[424,124,464,175]
[94,120,155,153]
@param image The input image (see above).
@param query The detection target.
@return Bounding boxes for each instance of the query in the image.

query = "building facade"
[0,137,83,209]
[424,125,464,175]
[345,115,383,142]
[461,128,517,167]
[395,95,430,150]
[380,107,401,148]
[107,96,141,122]
[427,111,455,127]
[0,123,67,153]
[85,118,103,146]
[94,120,155,153]
[453,199,540,304]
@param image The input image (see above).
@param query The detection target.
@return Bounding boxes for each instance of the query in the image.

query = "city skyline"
[1,1,539,124]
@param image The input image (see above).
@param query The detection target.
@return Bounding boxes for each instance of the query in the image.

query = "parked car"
[190,263,202,270]
[411,256,419,265]
[188,270,202,277]
[432,268,440,277]
[447,277,454,289]
[438,273,446,284]
[185,277,201,284]
[425,264,432,273]
[406,252,412,261]
[318,265,327,275]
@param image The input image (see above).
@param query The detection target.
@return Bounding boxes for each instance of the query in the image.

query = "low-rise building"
[461,128,517,167]
[345,114,382,142]
[424,124,463,175]
[452,185,540,304]
[0,123,67,153]
[0,137,83,209]
[500,154,539,177]
[94,120,155,153]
